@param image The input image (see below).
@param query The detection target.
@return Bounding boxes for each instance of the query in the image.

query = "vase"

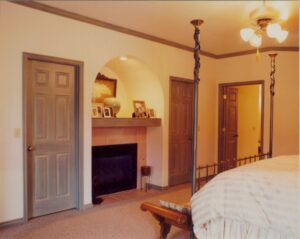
[103,97,121,117]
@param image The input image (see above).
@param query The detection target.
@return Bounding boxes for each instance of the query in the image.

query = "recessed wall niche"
[91,56,164,118]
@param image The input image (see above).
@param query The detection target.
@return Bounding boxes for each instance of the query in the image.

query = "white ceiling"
[41,1,299,55]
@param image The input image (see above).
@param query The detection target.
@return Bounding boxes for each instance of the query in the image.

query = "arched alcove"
[91,55,164,196]
[92,56,164,118]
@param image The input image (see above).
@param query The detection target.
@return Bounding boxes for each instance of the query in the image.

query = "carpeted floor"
[0,185,191,239]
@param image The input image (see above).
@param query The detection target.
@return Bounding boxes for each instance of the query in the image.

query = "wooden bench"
[140,202,192,239]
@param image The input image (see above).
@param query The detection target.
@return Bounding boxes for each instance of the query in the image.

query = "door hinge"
[223,94,227,100]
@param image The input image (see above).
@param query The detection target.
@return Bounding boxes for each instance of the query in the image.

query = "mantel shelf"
[92,118,161,128]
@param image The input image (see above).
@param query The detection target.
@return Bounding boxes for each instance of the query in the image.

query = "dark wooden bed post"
[191,19,204,196]
[268,53,277,158]
[140,33,278,239]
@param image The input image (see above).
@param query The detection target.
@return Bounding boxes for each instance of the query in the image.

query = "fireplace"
[92,143,137,204]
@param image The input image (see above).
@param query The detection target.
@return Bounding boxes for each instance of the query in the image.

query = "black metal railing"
[195,152,271,190]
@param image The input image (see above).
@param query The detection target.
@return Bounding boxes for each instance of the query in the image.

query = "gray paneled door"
[26,60,76,218]
[169,78,194,186]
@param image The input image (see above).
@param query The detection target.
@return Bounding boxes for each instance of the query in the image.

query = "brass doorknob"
[27,145,35,151]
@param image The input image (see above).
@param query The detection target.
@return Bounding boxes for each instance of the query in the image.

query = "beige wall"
[216,52,299,157]
[0,2,298,224]
[235,85,261,158]
[0,2,217,223]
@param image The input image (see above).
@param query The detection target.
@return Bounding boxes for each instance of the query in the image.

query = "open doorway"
[218,81,264,164]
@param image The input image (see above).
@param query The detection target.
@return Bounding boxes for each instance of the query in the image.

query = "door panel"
[34,155,49,200]
[27,60,76,218]
[55,95,70,140]
[56,153,70,196]
[34,95,48,139]
[169,79,194,186]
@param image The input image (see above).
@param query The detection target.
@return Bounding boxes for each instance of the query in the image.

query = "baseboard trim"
[0,218,24,228]
[147,183,169,191]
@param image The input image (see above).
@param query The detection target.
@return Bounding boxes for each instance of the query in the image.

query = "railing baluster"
[194,153,271,193]
[206,165,209,183]
[213,163,216,176]
[197,166,200,190]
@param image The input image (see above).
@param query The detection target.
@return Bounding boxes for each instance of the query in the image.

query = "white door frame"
[23,53,84,221]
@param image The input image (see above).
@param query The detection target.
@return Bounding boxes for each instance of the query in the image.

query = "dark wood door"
[221,87,238,164]
[26,60,77,218]
[169,79,194,186]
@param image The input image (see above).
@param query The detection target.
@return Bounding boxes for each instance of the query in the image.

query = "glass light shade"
[249,34,262,48]
[276,30,288,43]
[266,23,282,38]
[240,28,255,42]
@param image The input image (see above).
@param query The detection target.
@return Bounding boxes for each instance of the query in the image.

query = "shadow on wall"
[92,56,164,118]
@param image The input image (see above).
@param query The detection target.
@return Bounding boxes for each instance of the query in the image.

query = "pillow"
[159,200,191,215]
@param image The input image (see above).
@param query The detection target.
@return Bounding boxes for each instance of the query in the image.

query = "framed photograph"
[92,73,117,103]
[92,105,99,118]
[103,107,112,118]
[92,103,104,118]
[148,108,156,118]
[94,103,104,118]
[133,100,147,118]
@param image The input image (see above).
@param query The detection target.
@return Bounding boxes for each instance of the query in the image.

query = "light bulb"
[120,56,128,61]
[249,34,262,48]
[240,28,255,42]
[276,30,288,43]
[266,23,282,38]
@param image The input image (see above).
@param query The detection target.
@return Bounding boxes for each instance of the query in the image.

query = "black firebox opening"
[92,143,137,204]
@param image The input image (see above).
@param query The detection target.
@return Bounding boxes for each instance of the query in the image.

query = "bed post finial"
[268,53,277,158]
[191,19,203,196]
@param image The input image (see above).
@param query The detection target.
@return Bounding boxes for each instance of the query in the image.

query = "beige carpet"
[0,186,191,239]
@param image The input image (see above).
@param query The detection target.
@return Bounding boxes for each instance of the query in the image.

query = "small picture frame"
[92,105,99,118]
[133,100,147,118]
[103,107,112,118]
[92,103,104,118]
[95,103,104,118]
[148,108,156,118]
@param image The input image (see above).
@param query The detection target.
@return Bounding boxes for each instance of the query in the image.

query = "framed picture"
[103,107,112,118]
[94,103,104,118]
[133,100,147,118]
[92,73,117,103]
[148,108,156,118]
[92,105,99,118]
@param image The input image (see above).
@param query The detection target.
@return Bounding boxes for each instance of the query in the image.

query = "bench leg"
[159,220,171,239]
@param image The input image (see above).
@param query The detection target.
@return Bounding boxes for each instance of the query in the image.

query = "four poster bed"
[140,19,299,239]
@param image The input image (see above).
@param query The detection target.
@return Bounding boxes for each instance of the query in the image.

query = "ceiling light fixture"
[240,1,289,51]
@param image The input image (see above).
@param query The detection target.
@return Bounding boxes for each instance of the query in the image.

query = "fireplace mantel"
[92,118,161,128]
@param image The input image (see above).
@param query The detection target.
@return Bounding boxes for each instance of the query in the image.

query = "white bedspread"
[191,155,299,239]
